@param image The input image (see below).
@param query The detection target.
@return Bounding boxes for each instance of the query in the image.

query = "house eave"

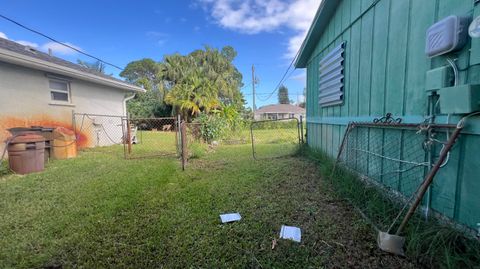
[0,47,145,93]
[294,0,341,68]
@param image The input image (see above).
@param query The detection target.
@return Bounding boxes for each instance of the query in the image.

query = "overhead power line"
[256,48,301,102]
[0,13,124,70]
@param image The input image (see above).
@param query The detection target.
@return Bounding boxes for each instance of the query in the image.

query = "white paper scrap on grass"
[220,213,242,223]
[279,225,302,242]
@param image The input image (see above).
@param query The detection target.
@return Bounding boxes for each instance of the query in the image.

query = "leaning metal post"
[395,125,463,235]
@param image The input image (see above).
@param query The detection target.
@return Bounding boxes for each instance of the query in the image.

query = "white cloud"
[40,42,81,55]
[199,0,321,58]
[15,40,39,48]
[0,31,81,57]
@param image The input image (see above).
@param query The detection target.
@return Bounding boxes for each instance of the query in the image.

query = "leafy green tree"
[162,46,245,119]
[120,58,161,91]
[119,58,171,117]
[278,85,289,104]
[120,46,245,120]
[127,89,172,118]
[165,72,219,120]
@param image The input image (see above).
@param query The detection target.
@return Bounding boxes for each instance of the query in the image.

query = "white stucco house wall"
[254,104,306,121]
[0,37,144,152]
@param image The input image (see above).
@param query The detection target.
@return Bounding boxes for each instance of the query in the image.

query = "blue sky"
[0,0,321,108]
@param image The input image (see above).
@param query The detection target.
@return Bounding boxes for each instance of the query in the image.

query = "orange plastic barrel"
[7,133,45,174]
[52,127,77,160]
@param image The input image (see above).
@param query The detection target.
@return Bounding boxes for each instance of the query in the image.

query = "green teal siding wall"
[305,0,480,230]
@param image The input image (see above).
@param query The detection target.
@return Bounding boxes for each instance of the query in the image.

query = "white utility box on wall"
[426,15,470,57]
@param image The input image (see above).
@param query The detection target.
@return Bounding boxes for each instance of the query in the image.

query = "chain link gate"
[123,117,179,159]
[250,118,303,160]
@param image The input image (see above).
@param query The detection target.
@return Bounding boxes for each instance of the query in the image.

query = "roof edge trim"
[294,0,341,68]
[0,47,145,92]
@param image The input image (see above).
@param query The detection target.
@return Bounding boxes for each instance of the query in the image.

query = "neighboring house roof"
[0,37,144,92]
[295,0,341,68]
[255,104,305,114]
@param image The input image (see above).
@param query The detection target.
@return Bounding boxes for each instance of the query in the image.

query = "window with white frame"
[49,79,70,102]
[318,42,345,107]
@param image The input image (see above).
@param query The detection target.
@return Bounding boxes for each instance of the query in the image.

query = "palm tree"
[165,72,219,121]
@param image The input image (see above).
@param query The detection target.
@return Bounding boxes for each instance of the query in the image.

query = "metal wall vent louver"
[318,42,345,107]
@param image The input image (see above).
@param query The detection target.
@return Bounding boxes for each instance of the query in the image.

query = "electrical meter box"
[439,84,480,114]
[425,66,453,92]
[426,15,470,57]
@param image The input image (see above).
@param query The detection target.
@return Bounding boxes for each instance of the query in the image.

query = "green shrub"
[252,119,298,130]
[196,113,228,143]
[195,107,250,143]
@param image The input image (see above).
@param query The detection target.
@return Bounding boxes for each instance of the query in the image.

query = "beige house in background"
[0,37,144,152]
[254,104,305,121]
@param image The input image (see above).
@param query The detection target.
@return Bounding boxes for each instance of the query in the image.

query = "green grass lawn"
[0,143,415,268]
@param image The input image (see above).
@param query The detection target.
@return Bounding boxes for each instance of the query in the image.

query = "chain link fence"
[73,113,125,149]
[178,122,203,170]
[250,118,302,160]
[124,117,179,159]
[332,122,461,233]
[73,113,179,159]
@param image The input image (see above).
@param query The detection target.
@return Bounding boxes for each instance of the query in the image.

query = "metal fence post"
[126,114,132,155]
[121,117,127,159]
[181,121,187,170]
[250,121,256,160]
[300,115,304,144]
[176,114,181,157]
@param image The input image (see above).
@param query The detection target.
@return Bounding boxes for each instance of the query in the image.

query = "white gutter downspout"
[123,92,136,117]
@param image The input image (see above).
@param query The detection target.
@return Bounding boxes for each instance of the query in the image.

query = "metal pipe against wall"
[395,126,463,235]
[123,93,136,117]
